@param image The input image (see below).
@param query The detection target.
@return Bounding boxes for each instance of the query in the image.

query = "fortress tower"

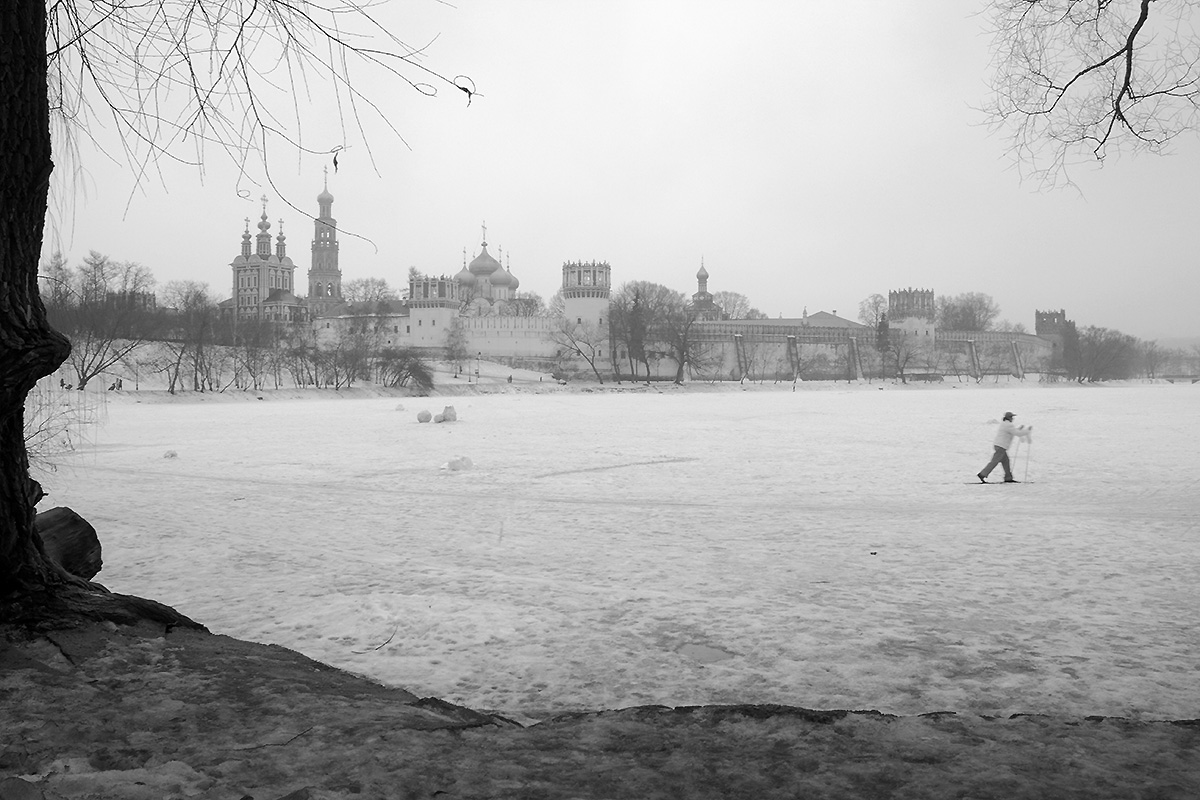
[561,260,611,328]
[308,174,342,317]
[1035,309,1076,370]
[888,287,936,338]
[406,274,463,347]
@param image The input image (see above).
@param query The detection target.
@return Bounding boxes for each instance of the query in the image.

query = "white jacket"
[993,420,1031,450]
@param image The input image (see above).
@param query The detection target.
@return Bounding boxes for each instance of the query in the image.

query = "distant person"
[977,412,1032,483]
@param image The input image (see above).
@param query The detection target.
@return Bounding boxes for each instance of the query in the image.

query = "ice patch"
[678,643,736,664]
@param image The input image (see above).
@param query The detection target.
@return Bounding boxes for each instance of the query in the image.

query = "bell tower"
[308,170,342,318]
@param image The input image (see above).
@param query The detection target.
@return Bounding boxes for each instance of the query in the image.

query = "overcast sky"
[43,1,1200,341]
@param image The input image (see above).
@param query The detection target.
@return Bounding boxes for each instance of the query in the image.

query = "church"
[218,178,343,324]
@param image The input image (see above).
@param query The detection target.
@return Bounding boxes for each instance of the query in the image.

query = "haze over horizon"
[41,1,1200,343]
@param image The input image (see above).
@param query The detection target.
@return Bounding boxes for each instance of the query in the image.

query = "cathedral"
[454,224,521,315]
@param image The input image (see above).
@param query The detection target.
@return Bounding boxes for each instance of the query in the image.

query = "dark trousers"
[979,445,1012,481]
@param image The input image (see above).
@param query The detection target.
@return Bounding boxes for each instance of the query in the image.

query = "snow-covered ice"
[37,380,1200,725]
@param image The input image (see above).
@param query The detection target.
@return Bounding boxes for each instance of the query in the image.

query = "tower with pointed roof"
[308,172,342,317]
[692,259,721,320]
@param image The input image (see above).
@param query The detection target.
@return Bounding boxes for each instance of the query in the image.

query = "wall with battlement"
[458,316,561,359]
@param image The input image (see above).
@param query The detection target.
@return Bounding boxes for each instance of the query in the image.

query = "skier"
[977,411,1032,483]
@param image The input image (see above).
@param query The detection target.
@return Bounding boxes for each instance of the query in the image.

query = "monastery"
[220,183,1067,381]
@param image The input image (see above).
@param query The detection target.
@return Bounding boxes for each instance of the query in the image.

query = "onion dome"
[697,265,709,281]
[506,270,520,291]
[317,183,334,205]
[468,243,501,278]
[487,267,512,288]
[257,213,271,233]
[455,265,476,286]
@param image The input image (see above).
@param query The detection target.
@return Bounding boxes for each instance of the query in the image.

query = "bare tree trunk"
[0,3,201,631]
[0,0,72,598]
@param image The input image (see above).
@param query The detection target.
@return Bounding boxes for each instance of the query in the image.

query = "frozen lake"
[39,381,1200,724]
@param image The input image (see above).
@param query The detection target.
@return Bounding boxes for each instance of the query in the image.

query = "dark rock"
[34,507,102,580]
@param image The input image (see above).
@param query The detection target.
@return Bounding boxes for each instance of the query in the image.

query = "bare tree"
[328,324,380,389]
[159,281,218,394]
[282,325,321,388]
[659,296,718,384]
[343,278,398,305]
[608,284,648,379]
[858,293,888,328]
[444,319,471,375]
[3,1,82,609]
[230,319,280,391]
[549,319,608,383]
[937,292,1001,332]
[940,347,974,383]
[994,319,1029,334]
[23,378,103,476]
[887,333,930,384]
[1074,325,1141,382]
[977,339,1018,382]
[609,281,680,380]
[987,1,1200,186]
[376,347,433,392]
[46,252,159,390]
[508,291,548,317]
[712,290,765,320]
[38,251,73,307]
[1,0,466,619]
[1140,340,1165,379]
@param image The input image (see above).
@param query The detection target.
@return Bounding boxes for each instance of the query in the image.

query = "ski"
[965,481,1034,485]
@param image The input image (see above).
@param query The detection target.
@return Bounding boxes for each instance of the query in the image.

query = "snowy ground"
[36,377,1200,726]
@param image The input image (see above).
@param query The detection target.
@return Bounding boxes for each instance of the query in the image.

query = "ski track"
[38,383,1200,725]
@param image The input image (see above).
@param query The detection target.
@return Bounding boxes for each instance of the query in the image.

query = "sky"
[41,1,1200,341]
